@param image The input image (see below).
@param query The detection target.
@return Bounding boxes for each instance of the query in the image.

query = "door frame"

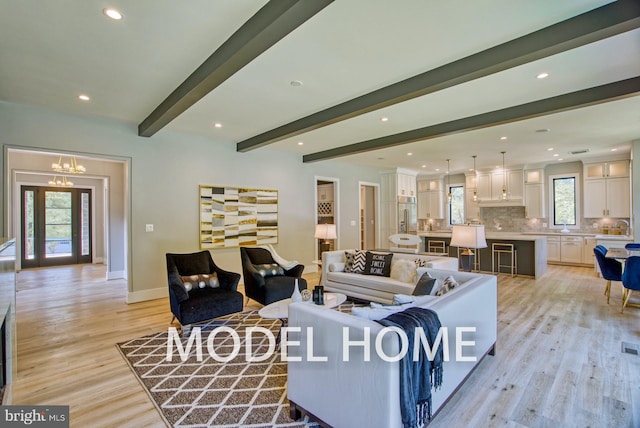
[314,176,340,262]
[20,185,93,268]
[359,181,380,250]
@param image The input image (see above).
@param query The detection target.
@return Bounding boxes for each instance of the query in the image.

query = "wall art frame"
[199,185,278,249]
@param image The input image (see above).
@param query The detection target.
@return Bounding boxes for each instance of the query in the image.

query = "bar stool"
[492,243,517,276]
[428,240,447,253]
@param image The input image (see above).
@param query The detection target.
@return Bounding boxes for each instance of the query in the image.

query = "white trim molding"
[126,287,168,304]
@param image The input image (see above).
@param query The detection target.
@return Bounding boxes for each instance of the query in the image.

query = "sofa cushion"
[363,251,393,277]
[253,263,284,277]
[181,273,219,291]
[412,273,437,296]
[329,262,345,272]
[436,276,459,296]
[327,271,414,295]
[344,250,366,273]
[390,259,417,283]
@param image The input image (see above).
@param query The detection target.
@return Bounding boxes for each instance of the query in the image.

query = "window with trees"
[550,175,579,228]
[449,185,465,225]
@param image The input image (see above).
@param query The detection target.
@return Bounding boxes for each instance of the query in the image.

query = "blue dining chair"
[625,243,640,250]
[593,245,622,304]
[621,256,640,313]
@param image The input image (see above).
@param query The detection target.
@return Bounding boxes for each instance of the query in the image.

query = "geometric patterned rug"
[116,303,358,427]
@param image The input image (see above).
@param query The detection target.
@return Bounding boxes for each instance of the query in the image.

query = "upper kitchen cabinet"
[584,160,629,179]
[397,173,417,197]
[524,168,545,218]
[583,160,630,218]
[476,169,524,205]
[417,178,444,219]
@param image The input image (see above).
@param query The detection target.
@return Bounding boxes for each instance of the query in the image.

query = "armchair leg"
[245,296,250,306]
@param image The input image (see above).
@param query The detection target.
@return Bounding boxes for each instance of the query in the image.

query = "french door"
[21,186,92,268]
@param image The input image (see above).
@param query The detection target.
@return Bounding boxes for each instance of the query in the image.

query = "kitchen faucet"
[612,219,630,236]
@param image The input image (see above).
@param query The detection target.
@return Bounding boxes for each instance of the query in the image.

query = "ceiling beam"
[302,76,640,163]
[237,0,640,152]
[138,0,333,138]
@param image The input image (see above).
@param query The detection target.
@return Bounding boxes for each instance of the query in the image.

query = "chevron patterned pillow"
[344,250,367,273]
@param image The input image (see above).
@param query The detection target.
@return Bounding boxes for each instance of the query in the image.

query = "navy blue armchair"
[593,245,622,304]
[166,251,243,328]
[621,256,640,313]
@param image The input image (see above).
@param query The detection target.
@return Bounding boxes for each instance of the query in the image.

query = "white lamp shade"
[314,224,337,240]
[450,225,487,249]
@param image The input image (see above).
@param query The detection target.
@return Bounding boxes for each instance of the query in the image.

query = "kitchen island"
[419,231,547,278]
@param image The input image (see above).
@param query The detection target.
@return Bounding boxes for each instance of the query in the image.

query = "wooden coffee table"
[258,292,347,346]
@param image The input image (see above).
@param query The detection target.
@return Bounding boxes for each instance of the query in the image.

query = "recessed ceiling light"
[297,141,304,146]
[558,158,564,161]
[380,117,389,122]
[214,123,222,128]
[547,147,554,151]
[553,153,559,157]
[77,94,90,101]
[103,7,123,20]
[611,148,618,151]
[500,136,507,140]
[421,165,427,168]
[407,152,413,156]
[468,168,474,171]
[290,80,303,87]
[537,72,549,79]
[435,168,440,172]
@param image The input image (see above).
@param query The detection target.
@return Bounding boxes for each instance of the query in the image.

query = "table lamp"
[450,224,487,271]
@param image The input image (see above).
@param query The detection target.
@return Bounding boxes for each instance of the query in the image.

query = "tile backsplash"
[479,206,629,234]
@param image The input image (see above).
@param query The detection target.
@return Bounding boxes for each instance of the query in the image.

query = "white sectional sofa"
[321,249,459,303]
[287,269,497,428]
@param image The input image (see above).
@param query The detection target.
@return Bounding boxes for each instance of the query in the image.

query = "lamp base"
[459,252,475,272]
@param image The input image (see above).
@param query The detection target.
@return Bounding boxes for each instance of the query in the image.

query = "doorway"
[359,182,378,250]
[20,186,92,268]
[315,177,339,261]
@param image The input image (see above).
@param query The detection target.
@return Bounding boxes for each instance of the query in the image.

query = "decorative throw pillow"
[412,272,438,296]
[253,263,284,277]
[363,251,393,277]
[344,250,366,273]
[414,258,429,268]
[436,275,459,296]
[181,273,219,291]
[390,259,417,283]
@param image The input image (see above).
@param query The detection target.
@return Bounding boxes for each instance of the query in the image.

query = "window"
[549,174,580,229]
[449,185,465,225]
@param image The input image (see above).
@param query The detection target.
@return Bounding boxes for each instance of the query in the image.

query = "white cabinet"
[418,178,443,192]
[418,190,444,219]
[583,237,596,267]
[476,169,524,204]
[397,173,416,197]
[583,177,630,218]
[524,183,545,218]
[584,160,629,179]
[524,168,544,184]
[561,236,583,264]
[548,235,587,264]
[547,236,561,262]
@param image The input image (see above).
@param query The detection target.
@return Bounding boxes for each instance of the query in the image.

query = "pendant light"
[472,155,478,202]
[446,159,452,203]
[501,151,507,200]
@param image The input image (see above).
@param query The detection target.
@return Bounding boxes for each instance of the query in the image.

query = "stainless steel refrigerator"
[398,196,417,233]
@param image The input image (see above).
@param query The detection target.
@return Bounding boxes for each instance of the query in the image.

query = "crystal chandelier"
[48,176,74,187]
[51,155,86,174]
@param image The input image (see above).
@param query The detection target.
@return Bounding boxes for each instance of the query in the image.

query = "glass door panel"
[23,189,35,261]
[44,191,73,258]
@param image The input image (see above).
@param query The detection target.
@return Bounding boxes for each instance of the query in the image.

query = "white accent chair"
[388,233,422,254]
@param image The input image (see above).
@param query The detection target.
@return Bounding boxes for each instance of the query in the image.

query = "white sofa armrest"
[321,250,346,286]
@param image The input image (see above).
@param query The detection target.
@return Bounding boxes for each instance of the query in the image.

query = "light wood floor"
[12,264,640,427]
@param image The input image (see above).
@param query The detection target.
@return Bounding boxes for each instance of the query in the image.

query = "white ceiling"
[1,0,639,176]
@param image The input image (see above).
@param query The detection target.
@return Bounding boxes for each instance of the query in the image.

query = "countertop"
[418,231,547,241]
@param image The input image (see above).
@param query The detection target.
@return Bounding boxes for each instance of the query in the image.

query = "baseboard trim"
[93,257,104,264]
[107,270,126,280]
[127,287,167,304]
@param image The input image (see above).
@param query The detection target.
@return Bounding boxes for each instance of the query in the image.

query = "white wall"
[0,101,382,302]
